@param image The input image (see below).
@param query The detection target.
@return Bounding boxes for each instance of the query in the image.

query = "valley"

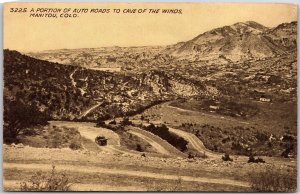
[3,20,297,192]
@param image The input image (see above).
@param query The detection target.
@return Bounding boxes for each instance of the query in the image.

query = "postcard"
[3,2,297,192]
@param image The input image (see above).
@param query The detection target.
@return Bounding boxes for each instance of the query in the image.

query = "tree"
[120,117,132,126]
[222,153,233,161]
[136,144,144,152]
[4,99,48,143]
[109,120,116,125]
[96,118,106,127]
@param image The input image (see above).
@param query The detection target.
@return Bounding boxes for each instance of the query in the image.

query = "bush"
[222,153,233,161]
[248,166,296,192]
[20,165,72,191]
[142,123,188,151]
[281,146,293,158]
[95,136,108,146]
[109,120,116,125]
[69,141,82,150]
[248,155,265,163]
[188,152,195,159]
[120,117,132,126]
[4,99,49,143]
[136,144,144,152]
[96,121,106,127]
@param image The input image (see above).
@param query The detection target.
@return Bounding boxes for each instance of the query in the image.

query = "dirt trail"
[51,121,120,146]
[128,126,186,157]
[70,69,99,117]
[3,162,250,188]
[166,104,250,125]
[80,102,102,118]
[128,130,170,155]
[168,127,221,159]
[50,121,146,156]
[69,69,77,87]
[130,119,220,158]
[130,102,247,158]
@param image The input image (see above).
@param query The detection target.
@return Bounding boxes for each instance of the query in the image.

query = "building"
[209,105,220,110]
[259,97,271,102]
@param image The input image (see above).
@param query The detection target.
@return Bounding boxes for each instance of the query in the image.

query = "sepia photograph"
[2,2,298,192]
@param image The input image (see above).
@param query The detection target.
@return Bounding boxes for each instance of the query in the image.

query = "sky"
[3,3,297,52]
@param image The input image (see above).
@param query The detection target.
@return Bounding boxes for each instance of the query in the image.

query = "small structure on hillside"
[209,105,220,110]
[256,92,272,102]
[259,97,271,102]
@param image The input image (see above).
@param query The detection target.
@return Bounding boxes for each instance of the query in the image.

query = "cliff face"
[138,70,204,97]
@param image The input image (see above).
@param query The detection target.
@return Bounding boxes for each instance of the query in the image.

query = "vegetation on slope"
[4,50,207,122]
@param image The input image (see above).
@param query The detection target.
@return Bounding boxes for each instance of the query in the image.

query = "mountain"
[166,21,297,63]
[27,21,297,69]
[6,21,297,118]
[266,21,297,50]
[4,50,214,121]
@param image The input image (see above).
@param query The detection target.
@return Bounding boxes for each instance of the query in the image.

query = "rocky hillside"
[166,21,297,63]
[4,50,211,121]
[27,46,175,72]
[265,21,297,50]
[27,21,296,71]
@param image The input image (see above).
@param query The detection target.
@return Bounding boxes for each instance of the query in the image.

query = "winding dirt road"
[168,127,221,158]
[80,102,102,118]
[167,104,250,125]
[50,121,151,156]
[128,130,170,155]
[3,163,250,189]
[50,121,136,155]
[130,119,220,158]
[128,126,186,157]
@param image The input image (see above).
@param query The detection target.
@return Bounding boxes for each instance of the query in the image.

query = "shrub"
[255,131,269,142]
[69,141,82,150]
[96,120,106,127]
[143,123,188,151]
[109,120,116,125]
[20,165,72,191]
[95,136,108,146]
[281,148,291,158]
[136,144,144,152]
[222,153,233,161]
[96,117,106,126]
[188,152,195,159]
[120,117,132,126]
[248,166,296,192]
[4,99,48,143]
[248,155,265,163]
